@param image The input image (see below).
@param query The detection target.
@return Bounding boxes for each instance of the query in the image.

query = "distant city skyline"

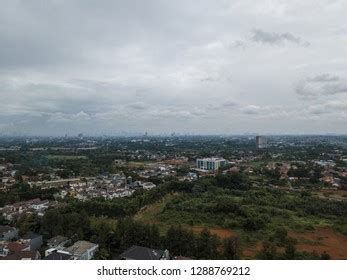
[1,0,347,136]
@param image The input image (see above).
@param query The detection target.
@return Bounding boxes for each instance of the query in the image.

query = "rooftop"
[64,240,98,256]
[0,225,16,234]
[197,158,225,161]
[1,250,39,260]
[119,246,164,260]
[43,251,72,260]
[21,232,42,240]
[47,235,69,247]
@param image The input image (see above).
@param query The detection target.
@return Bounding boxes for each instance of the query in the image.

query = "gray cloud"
[307,101,347,115]
[221,100,239,108]
[1,0,347,135]
[251,29,310,46]
[200,77,219,83]
[228,40,247,49]
[307,74,340,82]
[296,74,347,97]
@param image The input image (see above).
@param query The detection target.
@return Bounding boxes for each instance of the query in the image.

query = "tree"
[284,241,296,260]
[117,218,161,251]
[0,212,7,225]
[242,214,267,231]
[272,227,288,245]
[165,225,195,257]
[16,214,41,235]
[40,208,90,240]
[215,173,248,190]
[223,237,240,260]
[94,248,111,260]
[257,241,277,260]
[195,229,220,259]
[321,251,331,260]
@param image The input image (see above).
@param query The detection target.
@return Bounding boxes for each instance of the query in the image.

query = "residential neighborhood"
[0,135,346,260]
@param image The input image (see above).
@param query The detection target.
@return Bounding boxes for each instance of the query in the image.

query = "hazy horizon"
[1,132,347,138]
[1,0,347,135]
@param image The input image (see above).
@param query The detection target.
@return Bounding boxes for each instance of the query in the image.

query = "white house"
[30,200,49,211]
[142,182,156,190]
[62,241,99,260]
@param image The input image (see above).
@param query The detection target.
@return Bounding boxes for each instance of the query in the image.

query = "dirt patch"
[318,189,347,196]
[242,227,347,259]
[242,241,262,258]
[313,190,347,201]
[288,227,347,259]
[189,226,238,239]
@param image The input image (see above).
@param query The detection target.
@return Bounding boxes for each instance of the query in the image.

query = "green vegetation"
[1,135,347,259]
[11,173,346,259]
[0,183,57,207]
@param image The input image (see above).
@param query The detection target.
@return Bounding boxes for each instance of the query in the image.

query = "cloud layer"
[1,0,347,135]
[251,29,310,46]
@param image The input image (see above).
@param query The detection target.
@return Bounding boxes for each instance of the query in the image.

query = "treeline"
[0,183,57,207]
[15,207,239,259]
[16,207,328,260]
[243,189,347,218]
[164,225,239,259]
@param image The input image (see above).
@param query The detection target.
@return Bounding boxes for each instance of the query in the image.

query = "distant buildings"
[256,136,268,149]
[0,198,55,221]
[184,172,198,181]
[196,158,227,170]
[313,160,336,168]
[28,177,86,189]
[53,172,157,201]
[142,182,157,190]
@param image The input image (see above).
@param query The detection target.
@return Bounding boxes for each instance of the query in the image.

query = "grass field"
[134,193,176,233]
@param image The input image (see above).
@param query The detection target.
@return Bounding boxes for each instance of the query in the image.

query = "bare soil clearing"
[190,226,238,239]
[289,227,347,259]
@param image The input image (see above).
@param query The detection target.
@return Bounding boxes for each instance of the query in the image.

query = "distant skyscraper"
[256,136,268,149]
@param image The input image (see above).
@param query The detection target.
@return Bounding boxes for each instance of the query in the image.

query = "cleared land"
[289,227,347,259]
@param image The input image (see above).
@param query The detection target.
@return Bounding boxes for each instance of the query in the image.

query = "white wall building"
[196,158,227,170]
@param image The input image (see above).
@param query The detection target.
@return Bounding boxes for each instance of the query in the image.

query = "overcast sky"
[1,0,347,136]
